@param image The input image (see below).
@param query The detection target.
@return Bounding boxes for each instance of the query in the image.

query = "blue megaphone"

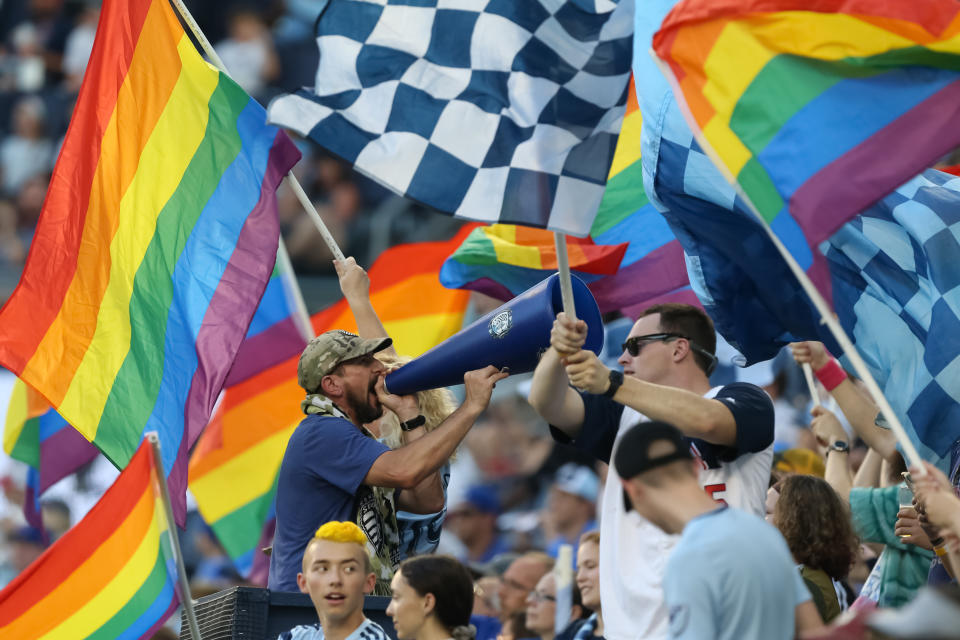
[383,273,603,395]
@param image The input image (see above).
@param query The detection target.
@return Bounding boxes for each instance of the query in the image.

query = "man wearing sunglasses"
[527,303,774,640]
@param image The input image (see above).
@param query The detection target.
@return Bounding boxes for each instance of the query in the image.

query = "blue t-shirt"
[663,507,811,640]
[268,414,390,592]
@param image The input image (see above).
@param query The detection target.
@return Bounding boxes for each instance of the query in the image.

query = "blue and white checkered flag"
[267,0,634,236]
[826,169,960,469]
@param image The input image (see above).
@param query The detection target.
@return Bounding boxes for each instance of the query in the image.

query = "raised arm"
[790,342,896,461]
[527,313,587,436]
[810,407,853,503]
[335,257,398,358]
[365,366,507,489]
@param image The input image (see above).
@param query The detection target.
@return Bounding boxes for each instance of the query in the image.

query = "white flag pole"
[146,432,203,640]
[168,0,345,262]
[651,50,926,474]
[554,232,577,321]
[802,363,821,407]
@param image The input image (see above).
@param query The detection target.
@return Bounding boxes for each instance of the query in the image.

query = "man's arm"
[810,407,853,503]
[527,313,586,436]
[365,366,507,489]
[563,349,741,447]
[335,257,399,358]
[790,342,896,461]
[794,601,823,638]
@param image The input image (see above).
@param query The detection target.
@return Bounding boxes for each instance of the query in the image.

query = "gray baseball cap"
[297,330,392,393]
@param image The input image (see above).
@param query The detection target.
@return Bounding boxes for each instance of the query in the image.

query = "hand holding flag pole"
[169,0,344,263]
[554,233,577,321]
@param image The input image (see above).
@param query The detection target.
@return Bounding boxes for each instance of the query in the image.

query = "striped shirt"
[277,618,391,640]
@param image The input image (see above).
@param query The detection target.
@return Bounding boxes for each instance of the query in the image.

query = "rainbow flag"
[652,0,960,277]
[189,228,475,579]
[3,378,99,532]
[0,438,180,639]
[0,0,300,521]
[225,250,312,387]
[441,78,696,314]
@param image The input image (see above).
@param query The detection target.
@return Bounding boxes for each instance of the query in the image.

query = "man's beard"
[345,384,383,425]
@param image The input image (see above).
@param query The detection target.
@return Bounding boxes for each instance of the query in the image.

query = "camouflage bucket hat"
[298,330,393,393]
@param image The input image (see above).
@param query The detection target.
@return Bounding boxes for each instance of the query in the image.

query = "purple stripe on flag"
[623,288,701,318]
[38,426,97,492]
[224,317,308,387]
[458,278,515,302]
[589,241,688,312]
[248,517,275,587]
[792,80,960,246]
[168,133,300,524]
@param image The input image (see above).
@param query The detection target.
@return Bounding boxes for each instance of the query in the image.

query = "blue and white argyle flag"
[825,169,960,469]
[267,0,634,236]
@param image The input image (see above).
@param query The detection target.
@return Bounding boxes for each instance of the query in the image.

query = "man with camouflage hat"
[268,329,507,593]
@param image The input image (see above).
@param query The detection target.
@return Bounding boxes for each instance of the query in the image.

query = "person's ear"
[423,592,436,617]
[297,572,309,594]
[363,571,377,595]
[321,374,342,397]
[673,338,690,363]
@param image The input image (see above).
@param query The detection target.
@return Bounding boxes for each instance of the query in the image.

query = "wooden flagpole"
[168,0,345,263]
[554,232,578,320]
[146,432,203,640]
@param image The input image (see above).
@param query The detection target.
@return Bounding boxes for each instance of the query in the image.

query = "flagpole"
[801,363,821,407]
[651,50,926,474]
[276,240,316,341]
[168,0,346,262]
[553,232,577,320]
[146,433,204,640]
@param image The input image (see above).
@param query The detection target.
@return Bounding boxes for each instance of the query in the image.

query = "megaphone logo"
[488,310,513,339]
[384,273,603,396]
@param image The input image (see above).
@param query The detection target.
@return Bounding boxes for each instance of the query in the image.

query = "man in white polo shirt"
[528,304,774,640]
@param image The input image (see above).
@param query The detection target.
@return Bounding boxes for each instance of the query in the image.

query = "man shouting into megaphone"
[268,257,507,596]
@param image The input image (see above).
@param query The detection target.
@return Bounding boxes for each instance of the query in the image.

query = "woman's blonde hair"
[374,353,459,459]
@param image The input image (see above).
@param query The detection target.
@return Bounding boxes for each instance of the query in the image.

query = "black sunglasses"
[621,333,718,375]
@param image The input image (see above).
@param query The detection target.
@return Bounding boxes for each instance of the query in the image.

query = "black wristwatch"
[828,440,850,454]
[602,370,624,398]
[400,415,426,431]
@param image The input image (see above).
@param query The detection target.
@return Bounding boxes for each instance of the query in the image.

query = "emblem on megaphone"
[383,273,603,396]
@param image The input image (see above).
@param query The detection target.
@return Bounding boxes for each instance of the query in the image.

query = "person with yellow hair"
[278,522,392,640]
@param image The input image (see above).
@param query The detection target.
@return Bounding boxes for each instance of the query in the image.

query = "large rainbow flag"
[3,378,98,532]
[652,0,960,279]
[189,228,475,580]
[0,438,180,639]
[0,0,300,520]
[441,79,695,315]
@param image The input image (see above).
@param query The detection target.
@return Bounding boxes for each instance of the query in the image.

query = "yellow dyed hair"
[303,521,373,574]
[315,521,369,545]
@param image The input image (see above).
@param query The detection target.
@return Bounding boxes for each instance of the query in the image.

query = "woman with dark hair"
[387,555,476,640]
[773,474,860,623]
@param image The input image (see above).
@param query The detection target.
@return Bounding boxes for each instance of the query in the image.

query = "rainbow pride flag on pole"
[652,0,960,278]
[0,438,180,639]
[441,78,696,314]
[0,0,300,521]
[190,228,475,579]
